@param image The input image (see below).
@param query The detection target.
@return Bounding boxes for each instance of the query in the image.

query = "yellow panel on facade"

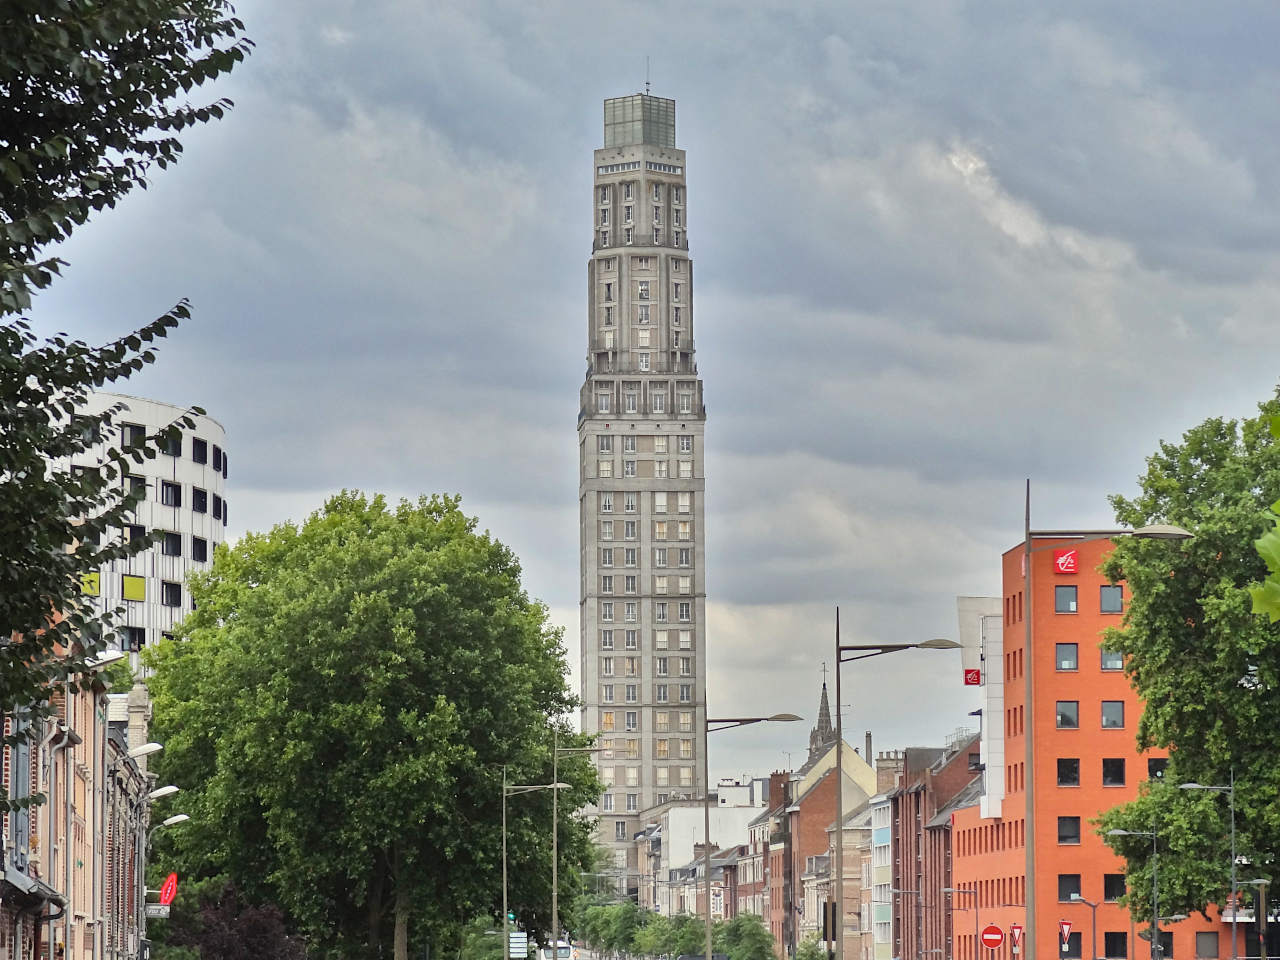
[121,575,146,602]
[80,572,100,596]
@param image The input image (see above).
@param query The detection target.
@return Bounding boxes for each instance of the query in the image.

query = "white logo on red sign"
[1010,925,1023,946]
[1059,920,1072,944]
[1054,549,1079,574]
[981,925,1005,950]
[964,668,982,686]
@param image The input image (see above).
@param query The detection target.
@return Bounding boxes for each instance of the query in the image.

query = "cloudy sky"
[32,0,1280,781]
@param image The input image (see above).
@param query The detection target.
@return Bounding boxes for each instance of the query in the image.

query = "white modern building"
[577,92,708,871]
[70,392,229,670]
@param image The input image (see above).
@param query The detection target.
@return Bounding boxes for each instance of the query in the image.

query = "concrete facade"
[578,93,708,866]
[68,392,229,674]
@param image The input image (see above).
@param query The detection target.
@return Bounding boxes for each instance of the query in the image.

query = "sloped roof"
[926,774,983,829]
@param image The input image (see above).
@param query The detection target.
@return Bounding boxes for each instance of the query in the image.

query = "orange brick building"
[949,535,1231,960]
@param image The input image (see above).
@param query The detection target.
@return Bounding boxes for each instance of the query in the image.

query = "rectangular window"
[1055,584,1078,613]
[624,392,638,413]
[654,491,667,513]
[1101,648,1124,670]
[599,230,608,246]
[656,683,668,702]
[600,208,609,226]
[1063,933,1082,959]
[1195,932,1219,958]
[625,548,637,566]
[656,657,668,676]
[625,575,637,593]
[1102,757,1126,786]
[654,548,667,567]
[161,532,181,557]
[192,487,207,513]
[161,581,181,607]
[601,520,613,539]
[624,602,637,622]
[623,460,636,477]
[637,304,650,323]
[601,793,614,811]
[625,711,638,731]
[652,205,661,224]
[679,435,692,453]
[161,481,182,507]
[655,630,668,649]
[678,601,691,622]
[655,602,667,623]
[1057,817,1081,844]
[601,602,613,622]
[635,329,650,348]
[623,435,636,453]
[122,574,146,602]
[601,630,614,650]
[615,821,628,840]
[679,712,692,732]
[680,739,693,759]
[652,183,661,201]
[678,459,692,478]
[679,767,692,787]
[678,492,691,513]
[678,521,691,539]
[654,435,668,454]
[599,435,613,453]
[601,548,613,567]
[656,712,669,732]
[625,684,637,703]
[1158,933,1173,958]
[624,492,636,513]
[679,684,692,702]
[600,185,609,204]
[126,474,147,498]
[673,306,682,325]
[1058,874,1082,901]
[122,423,145,449]
[124,626,145,652]
[1057,758,1080,786]
[1056,643,1078,670]
[602,711,615,732]
[598,393,611,413]
[655,521,667,540]
[1057,701,1079,729]
[600,492,613,512]
[1103,933,1128,959]
[679,657,691,676]
[192,537,209,563]
[679,576,692,595]
[192,437,208,463]
[128,523,146,543]
[1149,758,1169,780]
[637,280,649,299]
[679,630,692,649]
[679,393,692,414]
[602,684,614,702]
[654,460,668,478]
[599,459,614,478]
[679,548,691,567]
[639,353,650,371]
[160,430,182,457]
[601,575,613,593]
[652,391,665,412]
[656,739,669,759]
[626,793,638,812]
[1101,584,1124,613]
[653,576,666,594]
[1104,874,1127,901]
[1102,701,1125,728]
[624,520,636,539]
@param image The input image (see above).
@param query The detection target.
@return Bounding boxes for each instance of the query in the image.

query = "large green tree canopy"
[1099,390,1280,919]
[145,492,600,960]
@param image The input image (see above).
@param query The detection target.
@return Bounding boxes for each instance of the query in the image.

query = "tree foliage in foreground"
[1099,390,1280,918]
[151,876,304,960]
[145,492,601,960]
[1250,415,1280,623]
[0,0,247,769]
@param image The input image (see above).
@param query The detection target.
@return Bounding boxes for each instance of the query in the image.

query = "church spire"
[808,679,836,762]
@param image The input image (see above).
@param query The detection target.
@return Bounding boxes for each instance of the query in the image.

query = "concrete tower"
[578,93,707,875]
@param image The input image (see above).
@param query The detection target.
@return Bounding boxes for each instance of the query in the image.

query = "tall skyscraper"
[578,93,707,872]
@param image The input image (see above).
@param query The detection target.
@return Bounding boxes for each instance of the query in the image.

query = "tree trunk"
[369,854,386,957]
[394,844,411,960]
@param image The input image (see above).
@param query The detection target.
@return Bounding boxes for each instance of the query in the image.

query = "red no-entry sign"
[159,873,178,906]
[982,925,1005,950]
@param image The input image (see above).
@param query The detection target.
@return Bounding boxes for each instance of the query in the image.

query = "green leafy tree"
[145,493,600,960]
[633,913,674,958]
[670,914,706,957]
[1250,415,1280,622]
[1098,390,1280,917]
[457,917,505,960]
[0,0,247,780]
[151,877,304,960]
[717,914,774,960]
[794,935,827,960]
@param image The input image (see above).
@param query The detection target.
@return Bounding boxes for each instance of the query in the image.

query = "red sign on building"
[1053,549,1078,574]
[963,668,981,686]
[159,873,179,906]
[1059,920,1072,945]
[981,925,1005,950]
[1010,925,1023,946]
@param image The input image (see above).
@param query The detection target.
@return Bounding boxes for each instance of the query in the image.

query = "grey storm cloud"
[27,0,1280,779]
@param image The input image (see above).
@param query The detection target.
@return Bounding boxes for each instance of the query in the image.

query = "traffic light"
[508,912,516,922]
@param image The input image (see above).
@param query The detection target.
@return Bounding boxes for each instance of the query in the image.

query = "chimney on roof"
[866,730,872,761]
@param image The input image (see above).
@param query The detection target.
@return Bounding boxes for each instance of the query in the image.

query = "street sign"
[964,668,982,686]
[510,931,529,959]
[1010,925,1023,946]
[1060,920,1072,952]
[159,873,178,906]
[145,904,170,919]
[982,925,1005,950]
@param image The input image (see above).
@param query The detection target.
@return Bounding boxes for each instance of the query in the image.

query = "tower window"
[624,205,633,223]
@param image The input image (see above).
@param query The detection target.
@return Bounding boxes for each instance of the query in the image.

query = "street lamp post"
[1070,894,1099,960]
[503,770,571,960]
[943,887,978,960]
[1023,484,1192,960]
[1180,772,1236,960]
[834,613,961,960]
[1108,830,1159,960]
[551,734,608,959]
[1246,880,1270,960]
[705,715,801,960]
